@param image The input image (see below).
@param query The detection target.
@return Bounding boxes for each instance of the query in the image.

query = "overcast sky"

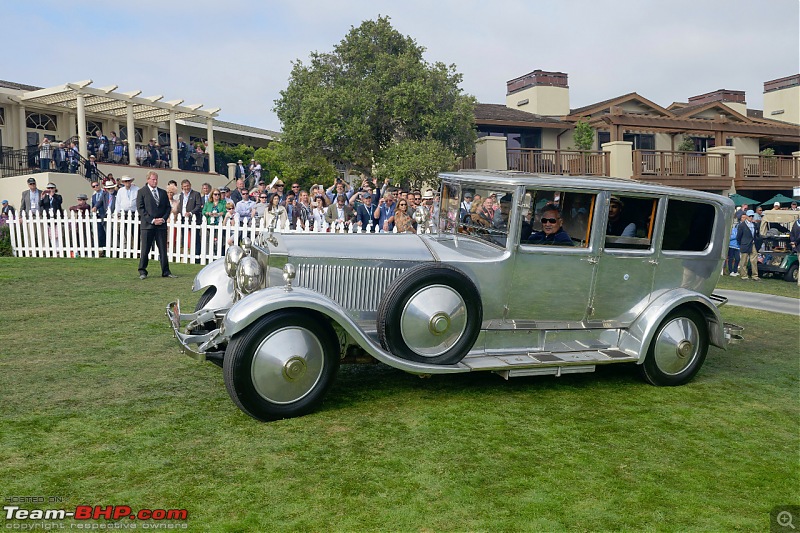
[6,0,799,132]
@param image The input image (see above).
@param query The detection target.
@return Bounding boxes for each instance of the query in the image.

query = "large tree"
[274,16,476,182]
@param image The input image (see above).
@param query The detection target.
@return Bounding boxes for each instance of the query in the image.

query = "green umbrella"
[728,193,759,206]
[760,193,795,207]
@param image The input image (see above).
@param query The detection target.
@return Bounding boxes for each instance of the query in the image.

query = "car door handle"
[583,257,599,264]
[648,259,659,265]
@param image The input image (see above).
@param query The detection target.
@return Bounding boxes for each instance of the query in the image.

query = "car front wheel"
[223,311,339,421]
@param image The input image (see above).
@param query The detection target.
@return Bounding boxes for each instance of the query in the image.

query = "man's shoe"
[740,277,749,280]
[729,272,739,277]
[163,274,178,278]
[139,274,147,280]
[752,277,761,281]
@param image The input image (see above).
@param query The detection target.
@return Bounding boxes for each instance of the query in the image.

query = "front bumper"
[166,300,228,361]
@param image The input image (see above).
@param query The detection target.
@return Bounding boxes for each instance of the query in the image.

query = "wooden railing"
[507,149,609,176]
[736,155,799,179]
[633,150,728,178]
[456,153,476,170]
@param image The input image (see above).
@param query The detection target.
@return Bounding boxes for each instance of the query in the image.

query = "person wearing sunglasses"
[526,204,574,246]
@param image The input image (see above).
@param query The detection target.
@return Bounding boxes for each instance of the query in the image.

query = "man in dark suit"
[736,209,761,281]
[325,194,355,230]
[40,183,64,217]
[136,171,175,279]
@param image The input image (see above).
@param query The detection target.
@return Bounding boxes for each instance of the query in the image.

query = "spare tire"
[377,264,482,365]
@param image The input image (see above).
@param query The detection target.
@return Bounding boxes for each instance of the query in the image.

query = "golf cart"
[758,210,800,282]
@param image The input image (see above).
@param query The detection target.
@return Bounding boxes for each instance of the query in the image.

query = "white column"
[601,141,633,179]
[206,117,215,174]
[67,112,76,140]
[76,93,88,158]
[169,110,179,170]
[126,103,136,167]
[18,105,26,149]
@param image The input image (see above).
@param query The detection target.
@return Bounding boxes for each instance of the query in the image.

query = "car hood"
[273,232,436,263]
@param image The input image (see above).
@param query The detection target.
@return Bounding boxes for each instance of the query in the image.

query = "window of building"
[661,199,715,252]
[120,127,143,143]
[26,112,58,131]
[82,120,104,138]
[0,107,5,126]
[519,189,596,247]
[158,131,170,145]
[622,133,655,150]
[604,195,658,250]
[478,127,541,149]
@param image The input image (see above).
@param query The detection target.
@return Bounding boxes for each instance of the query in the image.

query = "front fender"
[223,286,468,375]
[193,257,235,311]
[619,289,726,362]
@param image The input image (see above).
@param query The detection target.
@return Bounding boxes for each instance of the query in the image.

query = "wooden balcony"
[734,154,800,190]
[507,149,609,176]
[456,153,476,170]
[633,150,731,190]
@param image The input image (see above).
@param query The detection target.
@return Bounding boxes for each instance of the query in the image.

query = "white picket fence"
[5,211,427,264]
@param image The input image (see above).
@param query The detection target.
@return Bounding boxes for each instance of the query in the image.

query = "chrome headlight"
[236,256,264,295]
[225,245,245,278]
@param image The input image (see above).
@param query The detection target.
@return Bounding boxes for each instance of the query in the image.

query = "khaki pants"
[738,245,759,279]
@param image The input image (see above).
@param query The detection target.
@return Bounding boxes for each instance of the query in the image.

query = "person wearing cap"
[113,175,139,216]
[85,155,99,181]
[526,204,574,246]
[69,193,91,214]
[791,201,798,211]
[607,196,636,237]
[1,199,15,223]
[736,209,761,280]
[460,191,474,223]
[136,170,175,279]
[20,178,42,214]
[39,183,63,217]
[234,160,247,181]
[772,201,782,210]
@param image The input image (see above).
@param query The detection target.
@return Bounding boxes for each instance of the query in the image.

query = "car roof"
[440,170,734,207]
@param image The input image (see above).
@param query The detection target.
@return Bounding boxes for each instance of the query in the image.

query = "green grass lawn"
[716,269,800,299]
[1,258,798,532]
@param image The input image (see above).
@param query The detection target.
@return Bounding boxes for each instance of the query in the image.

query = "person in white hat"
[773,202,782,210]
[115,175,139,215]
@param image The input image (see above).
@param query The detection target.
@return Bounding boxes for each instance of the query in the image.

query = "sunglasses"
[212,193,220,196]
[91,184,99,188]
[541,217,558,224]
[260,196,267,199]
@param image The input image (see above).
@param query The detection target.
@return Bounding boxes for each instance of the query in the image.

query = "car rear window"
[662,199,715,252]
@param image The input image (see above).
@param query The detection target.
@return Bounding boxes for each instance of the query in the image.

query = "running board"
[461,349,639,380]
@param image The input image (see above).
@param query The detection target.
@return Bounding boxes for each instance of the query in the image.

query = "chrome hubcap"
[251,327,325,404]
[400,284,467,357]
[654,317,700,375]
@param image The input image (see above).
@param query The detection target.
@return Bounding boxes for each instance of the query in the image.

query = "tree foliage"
[572,119,595,151]
[274,16,476,181]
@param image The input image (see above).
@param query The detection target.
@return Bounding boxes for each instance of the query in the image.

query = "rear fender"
[619,289,727,362]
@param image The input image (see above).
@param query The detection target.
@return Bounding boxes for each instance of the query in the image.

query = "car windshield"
[442,181,512,247]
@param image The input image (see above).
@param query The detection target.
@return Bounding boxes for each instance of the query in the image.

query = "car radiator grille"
[294,264,406,311]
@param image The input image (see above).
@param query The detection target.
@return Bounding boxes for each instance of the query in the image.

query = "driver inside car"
[526,204,574,246]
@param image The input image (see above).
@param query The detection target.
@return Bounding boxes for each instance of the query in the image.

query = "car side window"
[458,187,512,247]
[605,195,658,250]
[662,199,715,252]
[519,189,596,247]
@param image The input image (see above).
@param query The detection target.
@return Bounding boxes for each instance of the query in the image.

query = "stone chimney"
[687,89,747,116]
[505,70,570,117]
[763,74,800,125]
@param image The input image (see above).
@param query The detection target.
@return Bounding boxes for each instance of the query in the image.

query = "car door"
[506,188,599,325]
[589,193,663,325]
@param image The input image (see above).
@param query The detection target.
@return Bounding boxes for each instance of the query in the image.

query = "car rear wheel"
[641,308,708,386]
[377,264,481,365]
[223,311,339,421]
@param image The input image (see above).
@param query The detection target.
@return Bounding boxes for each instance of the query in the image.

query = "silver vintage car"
[167,171,743,421]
